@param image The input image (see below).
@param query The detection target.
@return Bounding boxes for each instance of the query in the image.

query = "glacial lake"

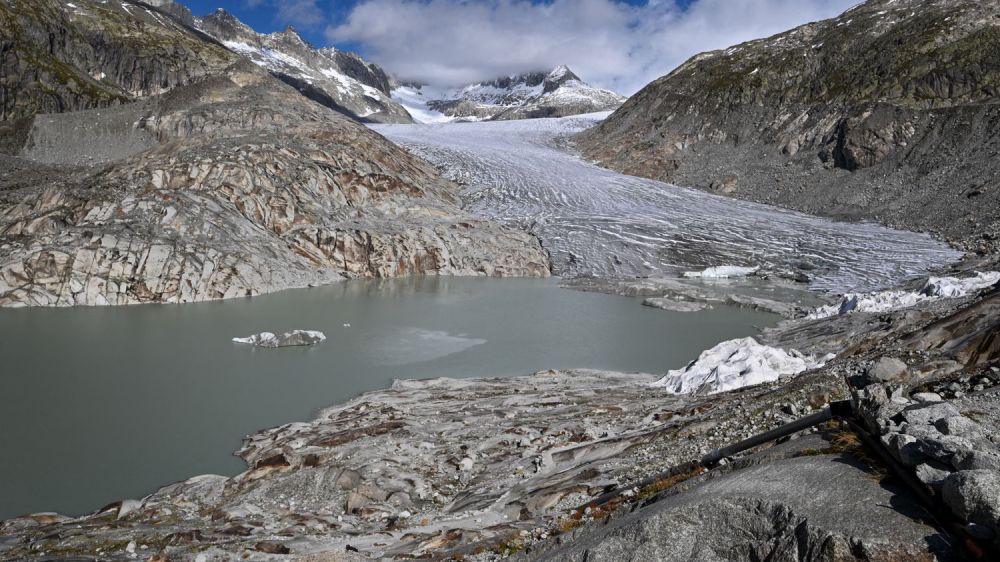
[0,277,777,520]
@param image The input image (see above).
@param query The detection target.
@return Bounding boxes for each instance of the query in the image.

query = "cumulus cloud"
[327,0,858,94]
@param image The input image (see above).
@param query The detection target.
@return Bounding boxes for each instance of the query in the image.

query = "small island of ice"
[233,330,327,348]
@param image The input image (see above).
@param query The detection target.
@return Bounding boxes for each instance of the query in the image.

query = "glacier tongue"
[652,337,831,395]
[373,114,961,293]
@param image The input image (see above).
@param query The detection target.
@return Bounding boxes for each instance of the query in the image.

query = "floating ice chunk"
[808,271,1000,319]
[652,337,830,395]
[233,330,326,348]
[683,265,759,279]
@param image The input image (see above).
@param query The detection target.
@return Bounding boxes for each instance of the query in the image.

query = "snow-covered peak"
[392,65,625,123]
[548,64,572,80]
[194,10,411,123]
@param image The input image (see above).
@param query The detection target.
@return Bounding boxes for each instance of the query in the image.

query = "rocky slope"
[578,0,1000,254]
[0,0,232,122]
[0,0,548,307]
[394,66,626,123]
[194,8,413,124]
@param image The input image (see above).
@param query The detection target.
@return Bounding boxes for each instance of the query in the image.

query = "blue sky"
[179,0,694,48]
[176,0,854,94]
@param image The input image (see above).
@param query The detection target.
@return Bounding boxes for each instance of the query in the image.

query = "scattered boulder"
[865,357,909,384]
[935,415,981,437]
[914,462,951,487]
[941,470,1000,536]
[900,402,962,426]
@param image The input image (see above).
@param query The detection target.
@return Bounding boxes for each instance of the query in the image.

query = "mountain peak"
[543,65,581,93]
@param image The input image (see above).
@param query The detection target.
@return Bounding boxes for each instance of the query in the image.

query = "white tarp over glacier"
[652,337,831,395]
[808,271,1000,319]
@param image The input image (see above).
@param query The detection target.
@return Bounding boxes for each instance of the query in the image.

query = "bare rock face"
[195,9,413,124]
[578,0,1000,250]
[0,0,235,122]
[0,3,548,307]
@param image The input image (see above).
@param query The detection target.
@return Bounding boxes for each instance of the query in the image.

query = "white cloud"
[327,0,858,95]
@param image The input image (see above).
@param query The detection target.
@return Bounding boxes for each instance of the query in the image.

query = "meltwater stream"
[0,277,777,520]
[373,114,962,292]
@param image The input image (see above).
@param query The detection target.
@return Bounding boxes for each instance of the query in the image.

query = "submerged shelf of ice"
[373,114,961,292]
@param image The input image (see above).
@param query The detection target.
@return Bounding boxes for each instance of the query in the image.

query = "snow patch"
[653,337,831,395]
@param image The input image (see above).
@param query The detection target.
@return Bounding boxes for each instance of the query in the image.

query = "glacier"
[372,113,961,292]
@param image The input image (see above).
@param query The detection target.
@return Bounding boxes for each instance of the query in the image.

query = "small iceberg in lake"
[233,330,326,348]
[683,265,759,279]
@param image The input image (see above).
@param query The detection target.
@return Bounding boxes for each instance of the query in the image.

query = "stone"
[918,435,975,464]
[941,470,1000,535]
[335,469,362,490]
[912,392,943,403]
[345,492,370,514]
[952,450,1000,471]
[866,357,909,384]
[914,462,952,487]
[934,416,981,437]
[900,402,962,426]
[882,433,923,467]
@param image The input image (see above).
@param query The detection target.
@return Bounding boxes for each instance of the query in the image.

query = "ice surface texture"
[374,114,961,292]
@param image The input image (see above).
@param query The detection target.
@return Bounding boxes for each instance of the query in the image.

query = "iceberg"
[652,337,830,395]
[682,266,759,279]
[233,330,326,348]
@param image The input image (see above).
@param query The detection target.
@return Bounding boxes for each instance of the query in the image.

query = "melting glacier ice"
[373,113,961,292]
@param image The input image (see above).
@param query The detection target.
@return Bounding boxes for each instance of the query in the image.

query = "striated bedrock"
[0,67,548,307]
[577,0,1000,252]
[0,0,547,307]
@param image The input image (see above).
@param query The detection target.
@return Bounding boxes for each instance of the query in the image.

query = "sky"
[178,0,858,95]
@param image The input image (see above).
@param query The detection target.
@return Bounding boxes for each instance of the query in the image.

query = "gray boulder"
[866,357,909,384]
[901,402,962,426]
[941,470,1000,536]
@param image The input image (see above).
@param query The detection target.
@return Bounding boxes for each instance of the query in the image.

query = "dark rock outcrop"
[0,0,234,122]
[578,0,1000,252]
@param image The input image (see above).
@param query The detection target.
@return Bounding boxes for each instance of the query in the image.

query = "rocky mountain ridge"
[193,8,413,124]
[578,0,1000,254]
[394,65,626,123]
[0,0,548,307]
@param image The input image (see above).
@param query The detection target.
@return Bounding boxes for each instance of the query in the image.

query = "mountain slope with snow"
[394,66,625,123]
[195,9,412,124]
